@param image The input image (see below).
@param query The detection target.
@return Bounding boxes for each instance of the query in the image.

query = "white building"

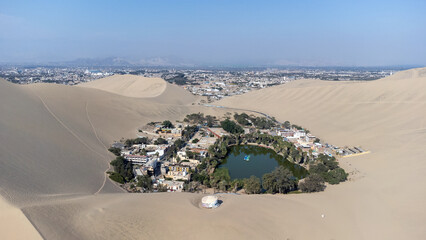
[125,155,148,164]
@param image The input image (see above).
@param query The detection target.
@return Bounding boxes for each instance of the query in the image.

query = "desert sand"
[0,69,425,239]
[0,196,42,240]
[78,74,167,98]
[78,74,198,105]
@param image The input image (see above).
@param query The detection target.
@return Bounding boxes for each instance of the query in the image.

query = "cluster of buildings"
[178,68,396,101]
[271,127,331,156]
[1,66,396,101]
[0,66,113,85]
[111,113,366,192]
[114,122,216,192]
[179,70,292,101]
[270,126,365,158]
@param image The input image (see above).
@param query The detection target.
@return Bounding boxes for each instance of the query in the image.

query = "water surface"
[219,145,308,180]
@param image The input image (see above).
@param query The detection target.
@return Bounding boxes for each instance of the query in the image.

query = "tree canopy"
[137,175,153,192]
[162,120,175,128]
[299,173,326,192]
[124,137,149,147]
[262,166,298,194]
[220,119,244,134]
[108,147,121,156]
[234,113,251,126]
[244,175,262,194]
[110,156,134,182]
[154,137,168,145]
[308,154,347,185]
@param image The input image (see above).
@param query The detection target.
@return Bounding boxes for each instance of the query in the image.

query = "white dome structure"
[201,195,220,209]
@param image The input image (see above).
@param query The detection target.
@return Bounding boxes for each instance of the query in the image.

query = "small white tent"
[201,195,219,209]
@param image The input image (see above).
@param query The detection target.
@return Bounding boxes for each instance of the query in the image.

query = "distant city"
[0,63,413,102]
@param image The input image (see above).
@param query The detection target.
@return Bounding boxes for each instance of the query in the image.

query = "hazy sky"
[1,0,425,66]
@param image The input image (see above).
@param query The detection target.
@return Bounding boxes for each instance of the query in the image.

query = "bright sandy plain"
[0,69,425,239]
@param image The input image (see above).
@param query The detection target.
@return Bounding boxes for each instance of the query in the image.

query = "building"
[161,180,184,192]
[165,164,190,181]
[169,165,190,173]
[125,155,148,164]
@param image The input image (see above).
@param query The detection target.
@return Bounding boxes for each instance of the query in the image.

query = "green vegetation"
[109,156,134,183]
[234,113,251,126]
[241,132,310,164]
[206,115,216,127]
[162,120,174,129]
[220,119,244,134]
[108,172,125,184]
[234,113,276,129]
[299,173,326,192]
[185,150,201,160]
[233,112,276,129]
[194,131,312,192]
[124,137,149,147]
[184,113,217,127]
[284,121,291,129]
[154,137,168,145]
[137,175,153,192]
[262,166,298,194]
[109,113,347,195]
[323,168,348,184]
[184,181,201,192]
[231,179,244,192]
[191,171,210,187]
[211,168,231,190]
[308,154,347,185]
[244,176,262,194]
[147,121,157,126]
[182,125,198,141]
[164,138,185,160]
[108,147,121,156]
[251,116,276,129]
[184,113,205,124]
[292,124,303,130]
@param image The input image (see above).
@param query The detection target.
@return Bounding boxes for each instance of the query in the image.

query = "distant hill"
[64,57,133,67]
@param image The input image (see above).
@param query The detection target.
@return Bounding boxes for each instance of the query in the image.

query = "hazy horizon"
[1,0,426,66]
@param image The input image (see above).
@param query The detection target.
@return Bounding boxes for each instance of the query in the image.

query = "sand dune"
[79,74,167,98]
[217,67,426,239]
[78,74,199,105]
[0,196,42,240]
[1,69,426,239]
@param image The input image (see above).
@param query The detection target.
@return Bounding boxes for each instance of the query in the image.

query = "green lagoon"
[219,145,308,180]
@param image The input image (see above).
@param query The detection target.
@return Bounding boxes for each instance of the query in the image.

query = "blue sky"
[1,0,425,66]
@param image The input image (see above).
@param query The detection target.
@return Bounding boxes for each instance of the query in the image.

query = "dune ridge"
[78,74,167,98]
[0,69,425,239]
[78,74,198,105]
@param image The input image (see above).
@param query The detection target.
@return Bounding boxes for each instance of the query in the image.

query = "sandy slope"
[0,196,42,240]
[78,74,198,105]
[216,68,426,239]
[1,69,426,239]
[0,75,207,239]
[79,74,167,98]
